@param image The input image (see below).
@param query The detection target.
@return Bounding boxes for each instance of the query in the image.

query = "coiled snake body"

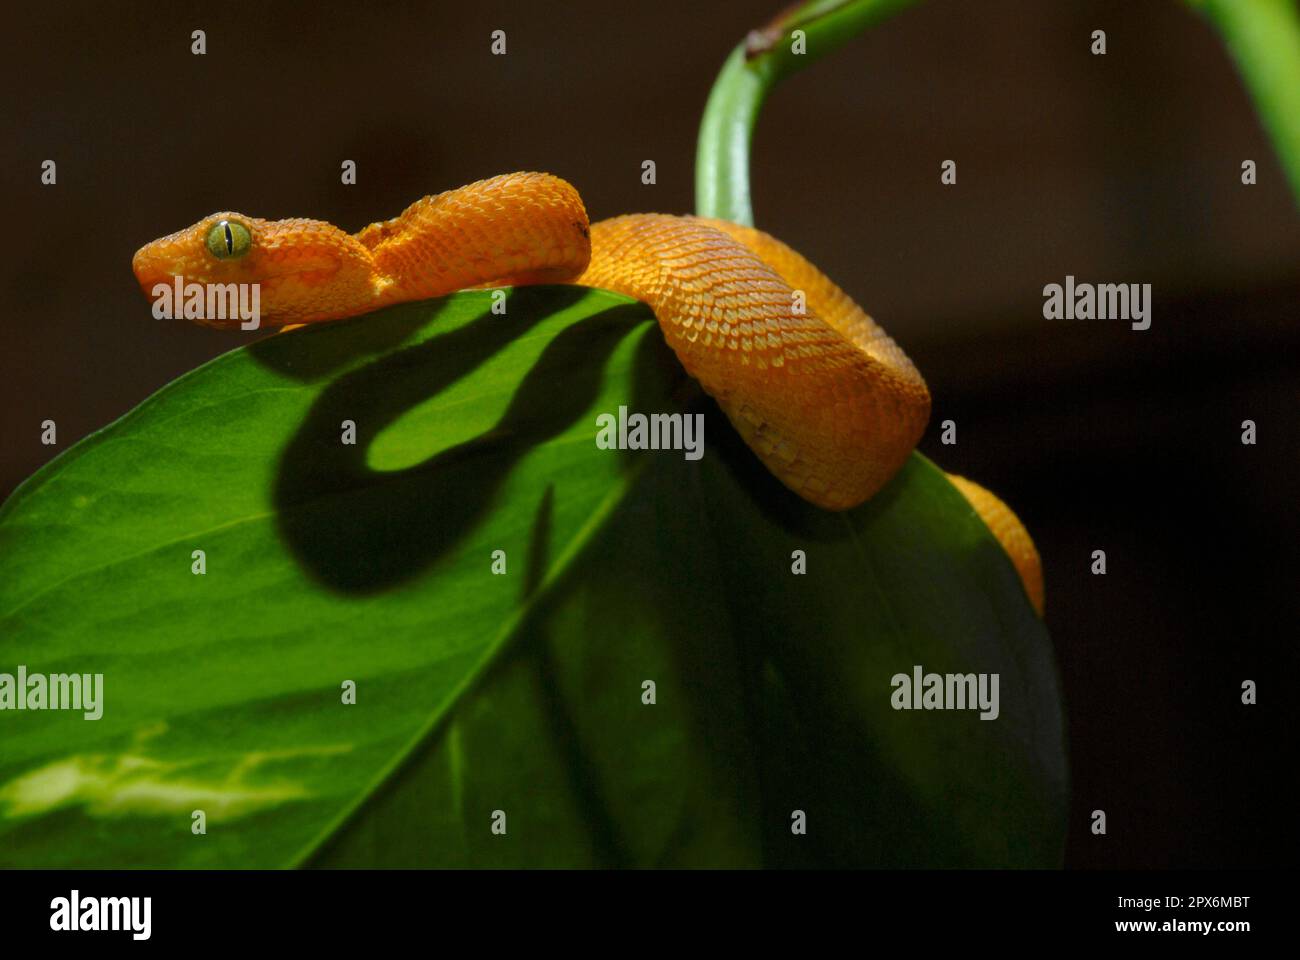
[133,172,1043,614]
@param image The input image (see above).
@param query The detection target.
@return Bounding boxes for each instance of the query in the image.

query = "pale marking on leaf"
[0,742,351,821]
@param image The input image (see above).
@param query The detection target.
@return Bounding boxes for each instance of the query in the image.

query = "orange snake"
[132,171,1043,614]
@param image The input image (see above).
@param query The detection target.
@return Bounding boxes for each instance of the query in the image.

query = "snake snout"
[132,240,194,293]
[132,245,172,299]
[132,242,210,319]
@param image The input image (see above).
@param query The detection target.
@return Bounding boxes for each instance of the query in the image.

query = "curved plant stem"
[697,0,1300,220]
[1188,0,1300,205]
[695,0,919,224]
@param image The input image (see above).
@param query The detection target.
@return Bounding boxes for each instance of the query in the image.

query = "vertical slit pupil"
[223,223,234,254]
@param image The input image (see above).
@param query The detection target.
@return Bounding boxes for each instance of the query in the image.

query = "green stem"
[694,0,920,224]
[697,0,1300,221]
[1189,0,1300,205]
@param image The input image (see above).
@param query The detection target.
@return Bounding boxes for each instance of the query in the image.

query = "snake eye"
[204,219,252,260]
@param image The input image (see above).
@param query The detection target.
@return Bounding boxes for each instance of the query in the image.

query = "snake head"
[132,213,379,328]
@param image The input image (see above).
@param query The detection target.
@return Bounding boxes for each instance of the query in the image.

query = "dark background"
[2,0,1295,868]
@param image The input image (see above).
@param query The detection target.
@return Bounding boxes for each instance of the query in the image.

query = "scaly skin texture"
[133,171,1044,612]
[946,474,1045,616]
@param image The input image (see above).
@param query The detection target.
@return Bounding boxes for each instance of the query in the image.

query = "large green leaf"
[0,287,1065,868]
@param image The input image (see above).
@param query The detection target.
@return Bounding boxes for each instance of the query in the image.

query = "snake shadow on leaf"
[261,293,656,594]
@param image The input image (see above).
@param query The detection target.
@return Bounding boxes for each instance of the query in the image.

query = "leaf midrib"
[286,454,651,868]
